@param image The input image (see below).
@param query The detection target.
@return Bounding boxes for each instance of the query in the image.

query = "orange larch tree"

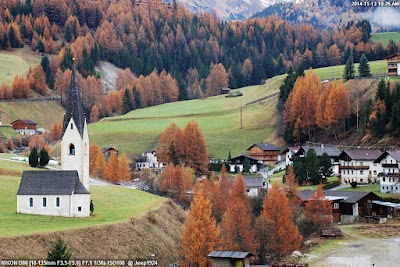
[220,173,255,252]
[157,122,183,163]
[50,121,63,141]
[89,143,102,176]
[105,153,119,182]
[180,193,221,266]
[182,121,209,173]
[304,184,333,230]
[258,183,302,259]
[12,75,30,99]
[118,153,131,182]
[206,63,229,96]
[94,152,107,178]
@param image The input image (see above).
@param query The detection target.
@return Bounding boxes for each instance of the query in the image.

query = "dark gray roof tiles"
[17,170,89,195]
[244,176,264,188]
[375,150,400,163]
[248,143,280,151]
[208,251,253,259]
[63,65,86,138]
[297,190,377,204]
[341,149,382,161]
[300,145,341,157]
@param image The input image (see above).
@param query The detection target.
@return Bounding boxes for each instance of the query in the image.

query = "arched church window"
[69,144,75,155]
[56,197,60,207]
[71,123,73,130]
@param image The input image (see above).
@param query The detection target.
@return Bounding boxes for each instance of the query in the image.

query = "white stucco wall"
[61,118,89,190]
[71,194,90,217]
[340,160,382,184]
[17,194,90,217]
[246,187,259,197]
[17,195,72,217]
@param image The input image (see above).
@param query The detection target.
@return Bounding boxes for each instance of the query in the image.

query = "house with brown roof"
[385,53,400,76]
[247,143,280,165]
[11,119,37,136]
[374,150,400,193]
[338,149,382,184]
[297,190,381,223]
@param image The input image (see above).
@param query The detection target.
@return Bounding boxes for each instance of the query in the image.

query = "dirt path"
[310,237,400,267]
[304,223,400,267]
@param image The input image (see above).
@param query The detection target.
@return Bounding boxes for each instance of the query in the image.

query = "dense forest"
[0,0,398,121]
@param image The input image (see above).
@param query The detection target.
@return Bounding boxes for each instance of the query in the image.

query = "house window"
[29,198,33,208]
[360,171,363,175]
[42,197,47,208]
[351,170,354,175]
[360,179,363,183]
[69,144,75,155]
[333,203,339,209]
[78,207,82,212]
[56,197,60,208]
[383,177,386,182]
[374,170,377,175]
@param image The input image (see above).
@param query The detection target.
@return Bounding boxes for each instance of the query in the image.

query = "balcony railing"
[339,165,369,170]
[382,163,399,168]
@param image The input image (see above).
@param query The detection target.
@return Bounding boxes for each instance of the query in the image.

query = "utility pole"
[240,104,243,129]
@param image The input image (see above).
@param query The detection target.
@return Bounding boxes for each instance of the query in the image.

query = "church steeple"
[63,64,85,138]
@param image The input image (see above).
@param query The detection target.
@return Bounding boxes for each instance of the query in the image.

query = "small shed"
[221,87,231,94]
[102,147,119,157]
[208,251,253,267]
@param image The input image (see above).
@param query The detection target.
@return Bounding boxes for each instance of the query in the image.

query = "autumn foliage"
[159,163,194,202]
[258,183,302,259]
[180,192,221,266]
[304,184,333,229]
[158,121,208,173]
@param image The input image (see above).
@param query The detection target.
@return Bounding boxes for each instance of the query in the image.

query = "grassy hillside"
[0,101,64,129]
[90,75,285,159]
[313,60,387,80]
[0,201,184,265]
[0,47,40,86]
[0,156,165,238]
[372,32,400,45]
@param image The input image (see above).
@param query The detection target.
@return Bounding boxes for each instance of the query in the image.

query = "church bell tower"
[61,64,90,191]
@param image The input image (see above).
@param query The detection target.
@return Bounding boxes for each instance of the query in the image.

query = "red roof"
[385,53,400,60]
[11,119,37,125]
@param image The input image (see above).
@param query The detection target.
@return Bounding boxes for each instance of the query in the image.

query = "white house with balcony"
[374,150,400,193]
[338,149,382,184]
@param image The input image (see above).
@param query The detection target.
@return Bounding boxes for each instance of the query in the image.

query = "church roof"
[17,170,89,195]
[63,65,86,138]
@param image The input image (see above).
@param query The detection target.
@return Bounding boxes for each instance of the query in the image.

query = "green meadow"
[89,75,285,159]
[372,32,400,45]
[0,156,165,238]
[313,60,387,80]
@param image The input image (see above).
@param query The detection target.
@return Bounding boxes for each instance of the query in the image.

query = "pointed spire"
[63,63,85,138]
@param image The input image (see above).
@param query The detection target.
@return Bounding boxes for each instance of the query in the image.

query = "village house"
[244,176,265,197]
[247,143,280,165]
[280,146,300,166]
[297,190,381,223]
[294,144,341,174]
[17,65,90,217]
[385,53,400,76]
[135,150,164,170]
[11,119,37,136]
[102,147,119,157]
[374,150,400,193]
[208,251,253,267]
[338,149,382,184]
[229,154,263,173]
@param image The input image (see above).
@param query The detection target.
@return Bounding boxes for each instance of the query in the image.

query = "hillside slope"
[0,201,185,266]
[89,75,285,159]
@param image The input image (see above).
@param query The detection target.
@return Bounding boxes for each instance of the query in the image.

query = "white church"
[17,65,91,217]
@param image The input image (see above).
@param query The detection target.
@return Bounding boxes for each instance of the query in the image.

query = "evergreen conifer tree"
[319,152,333,179]
[358,54,371,77]
[47,238,72,265]
[29,147,38,167]
[39,147,50,167]
[343,55,355,80]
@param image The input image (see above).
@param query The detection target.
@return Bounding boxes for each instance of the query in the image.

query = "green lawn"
[0,159,165,238]
[269,171,339,191]
[313,60,387,80]
[339,184,400,199]
[0,53,31,86]
[372,32,400,45]
[89,75,284,159]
